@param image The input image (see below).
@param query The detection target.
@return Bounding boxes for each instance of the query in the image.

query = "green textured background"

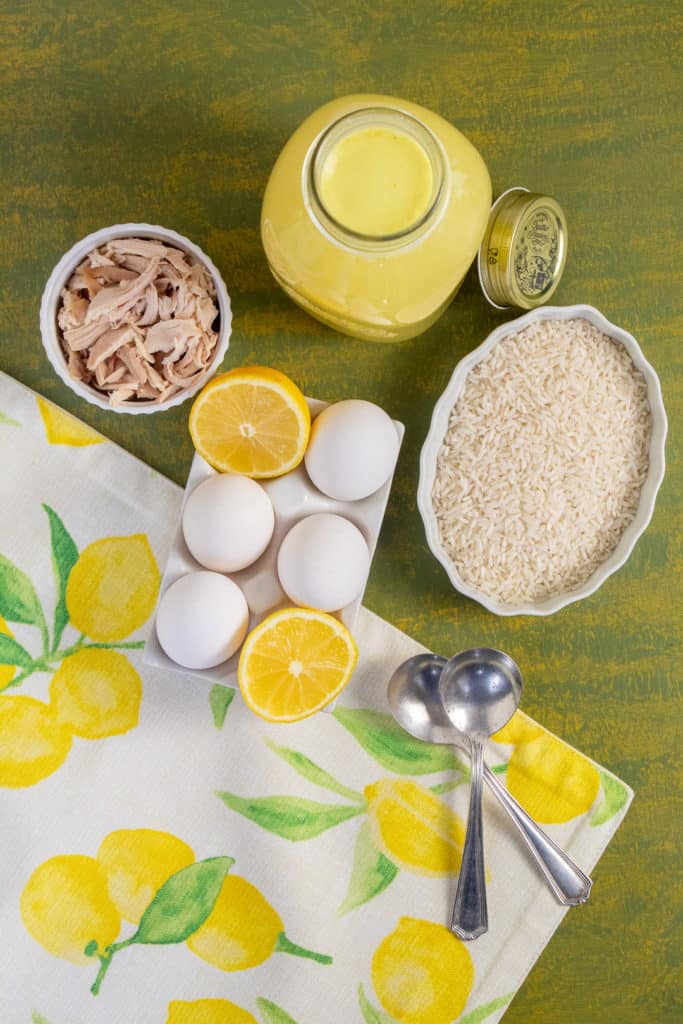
[1,2,681,1020]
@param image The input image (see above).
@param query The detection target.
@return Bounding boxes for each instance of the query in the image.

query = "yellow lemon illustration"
[371,916,474,1024]
[97,828,195,923]
[0,695,72,787]
[0,615,16,689]
[166,999,258,1024]
[36,395,104,446]
[506,731,601,823]
[20,854,121,963]
[365,779,466,876]
[187,875,283,971]
[49,648,141,739]
[66,534,160,642]
[491,710,543,746]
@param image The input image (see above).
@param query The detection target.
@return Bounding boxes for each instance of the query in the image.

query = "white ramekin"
[39,223,232,414]
[417,304,668,616]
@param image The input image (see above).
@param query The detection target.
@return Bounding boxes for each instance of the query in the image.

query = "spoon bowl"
[387,653,452,744]
[439,647,522,740]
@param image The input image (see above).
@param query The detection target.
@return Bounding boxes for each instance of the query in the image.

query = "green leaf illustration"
[590,770,630,826]
[0,632,33,670]
[43,505,79,652]
[134,856,234,944]
[266,739,365,802]
[217,791,365,840]
[274,932,332,964]
[91,856,235,995]
[209,684,235,727]
[0,553,46,630]
[358,984,397,1024]
[430,774,468,795]
[333,707,466,775]
[256,998,302,1024]
[338,820,398,915]
[0,411,19,427]
[458,993,514,1023]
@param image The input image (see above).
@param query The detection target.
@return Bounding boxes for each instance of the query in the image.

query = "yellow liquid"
[261,95,492,342]
[318,127,434,237]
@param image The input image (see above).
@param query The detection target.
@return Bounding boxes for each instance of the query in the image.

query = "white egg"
[304,399,399,501]
[277,513,370,612]
[156,571,249,669]
[183,474,275,572]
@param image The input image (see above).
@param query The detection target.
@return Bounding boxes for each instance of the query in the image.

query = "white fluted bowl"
[418,304,668,615]
[40,222,232,414]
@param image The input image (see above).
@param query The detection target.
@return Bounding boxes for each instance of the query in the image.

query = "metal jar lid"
[477,187,568,309]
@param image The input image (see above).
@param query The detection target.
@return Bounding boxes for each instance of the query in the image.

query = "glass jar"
[260,95,492,342]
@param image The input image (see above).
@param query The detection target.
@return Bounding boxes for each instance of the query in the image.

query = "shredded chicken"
[57,236,220,406]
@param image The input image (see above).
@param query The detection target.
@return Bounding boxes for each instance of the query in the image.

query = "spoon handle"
[451,738,488,940]
[482,764,592,905]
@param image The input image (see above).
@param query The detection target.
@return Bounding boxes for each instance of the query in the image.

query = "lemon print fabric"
[187,875,284,970]
[35,395,104,447]
[166,1000,258,1024]
[359,918,515,1024]
[0,615,16,689]
[370,917,474,1024]
[219,753,466,913]
[0,503,155,787]
[0,696,72,787]
[96,828,195,922]
[50,649,141,738]
[187,875,282,970]
[218,704,623,920]
[0,408,20,427]
[166,998,304,1024]
[491,710,543,746]
[216,705,470,914]
[20,829,332,996]
[365,779,465,876]
[187,874,332,971]
[493,710,600,823]
[21,854,121,964]
[66,534,160,642]
[505,731,601,823]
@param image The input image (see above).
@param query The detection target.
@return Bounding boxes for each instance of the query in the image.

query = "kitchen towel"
[0,372,632,1024]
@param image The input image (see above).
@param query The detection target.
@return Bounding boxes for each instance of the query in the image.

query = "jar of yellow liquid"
[261,95,492,342]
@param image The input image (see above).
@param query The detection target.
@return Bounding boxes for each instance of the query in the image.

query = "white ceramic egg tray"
[144,398,404,700]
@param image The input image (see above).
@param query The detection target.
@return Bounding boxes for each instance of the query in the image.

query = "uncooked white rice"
[432,318,652,604]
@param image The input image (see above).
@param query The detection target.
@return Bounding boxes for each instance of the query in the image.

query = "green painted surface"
[1,1,681,1020]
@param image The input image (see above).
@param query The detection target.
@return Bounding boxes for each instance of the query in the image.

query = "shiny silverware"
[438,648,522,939]
[387,653,592,919]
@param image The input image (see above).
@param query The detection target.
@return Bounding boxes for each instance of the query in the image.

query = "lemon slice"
[189,366,310,478]
[238,608,358,722]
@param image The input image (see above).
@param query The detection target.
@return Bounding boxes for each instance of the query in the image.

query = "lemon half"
[238,608,357,722]
[189,366,310,478]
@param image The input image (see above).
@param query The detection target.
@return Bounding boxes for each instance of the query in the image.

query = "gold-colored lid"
[477,187,568,309]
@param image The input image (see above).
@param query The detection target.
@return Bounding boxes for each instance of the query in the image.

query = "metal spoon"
[438,648,521,939]
[387,653,592,913]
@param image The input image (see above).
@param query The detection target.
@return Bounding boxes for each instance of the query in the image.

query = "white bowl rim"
[39,222,232,414]
[417,303,668,616]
